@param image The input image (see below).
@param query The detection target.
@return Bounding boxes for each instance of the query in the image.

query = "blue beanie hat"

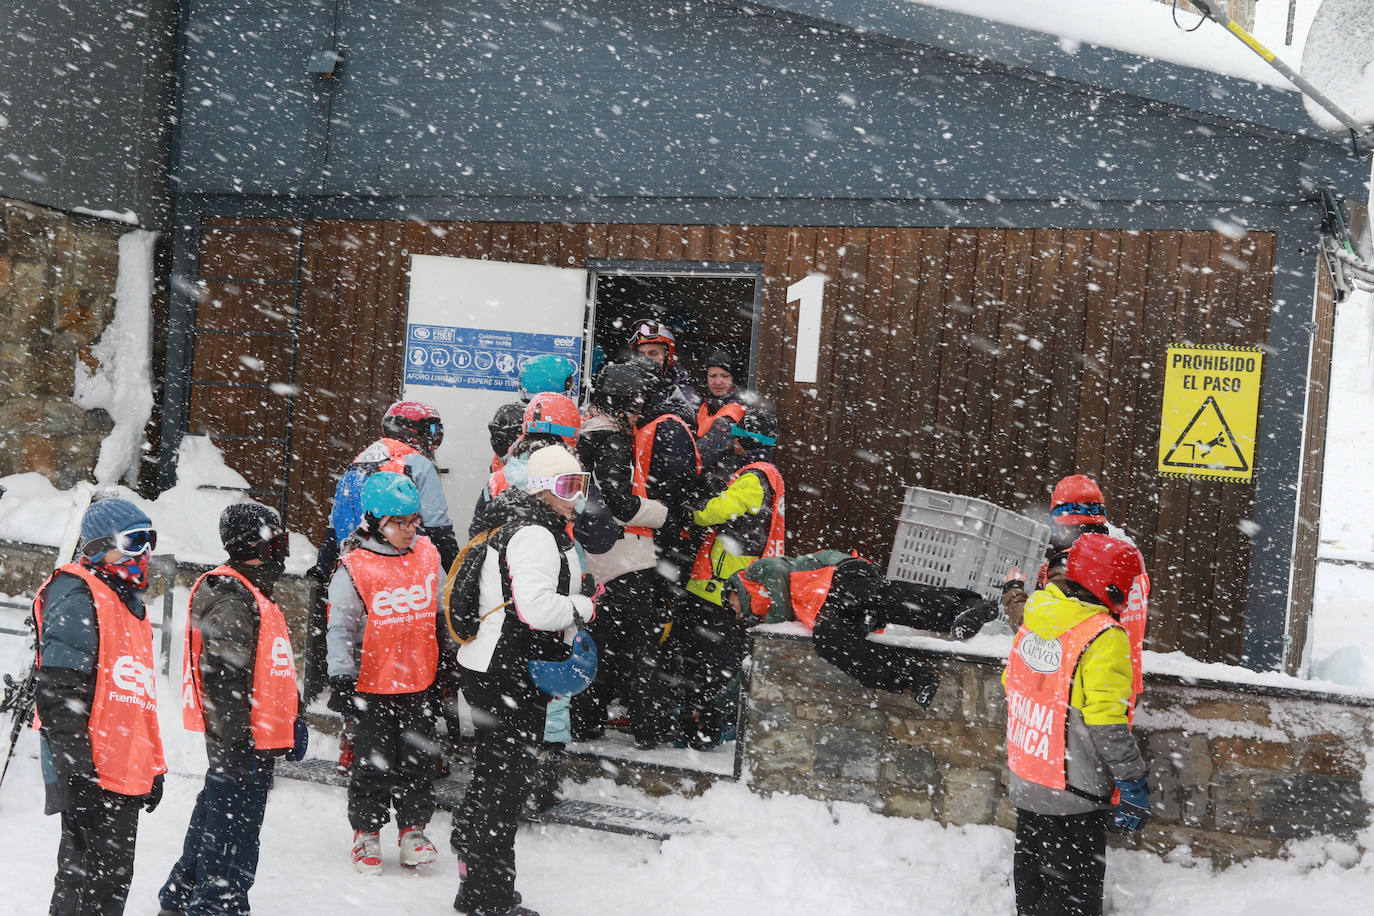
[80,498,153,549]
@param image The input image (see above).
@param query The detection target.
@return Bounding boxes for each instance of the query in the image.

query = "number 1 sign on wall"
[787,273,827,384]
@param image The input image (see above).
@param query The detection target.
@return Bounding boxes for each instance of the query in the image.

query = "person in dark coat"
[34,497,166,916]
[157,503,307,916]
[450,445,595,916]
[726,551,1000,705]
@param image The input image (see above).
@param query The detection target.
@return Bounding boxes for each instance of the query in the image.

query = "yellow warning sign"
[1158,345,1263,482]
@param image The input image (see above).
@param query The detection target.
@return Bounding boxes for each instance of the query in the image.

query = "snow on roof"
[908,0,1309,89]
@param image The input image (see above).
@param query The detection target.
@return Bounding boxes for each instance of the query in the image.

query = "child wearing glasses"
[33,496,166,916]
[325,472,444,875]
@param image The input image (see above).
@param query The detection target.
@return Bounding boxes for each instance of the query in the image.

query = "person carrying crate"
[1001,475,1111,630]
[722,551,1000,706]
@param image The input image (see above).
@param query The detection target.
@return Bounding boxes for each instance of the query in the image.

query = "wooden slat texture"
[196,284,296,333]
[187,219,1285,662]
[1286,252,1337,674]
[191,331,294,387]
[200,227,300,281]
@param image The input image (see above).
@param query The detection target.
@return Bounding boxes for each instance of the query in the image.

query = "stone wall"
[0,198,125,486]
[743,631,1374,864]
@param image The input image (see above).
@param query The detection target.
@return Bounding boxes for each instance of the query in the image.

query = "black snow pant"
[671,596,747,746]
[159,753,275,916]
[570,568,675,746]
[451,671,544,916]
[347,690,438,833]
[50,779,141,916]
[1013,808,1109,916]
[811,561,978,700]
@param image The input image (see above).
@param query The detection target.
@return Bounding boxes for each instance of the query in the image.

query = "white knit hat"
[524,444,583,494]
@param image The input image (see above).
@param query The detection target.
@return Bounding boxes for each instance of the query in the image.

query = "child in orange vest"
[326,472,444,875]
[34,497,166,915]
[159,502,306,915]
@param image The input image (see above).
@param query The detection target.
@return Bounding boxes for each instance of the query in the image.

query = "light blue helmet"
[528,630,598,696]
[360,472,421,519]
[519,354,576,402]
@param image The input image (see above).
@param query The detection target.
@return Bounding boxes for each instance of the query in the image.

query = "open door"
[402,255,588,533]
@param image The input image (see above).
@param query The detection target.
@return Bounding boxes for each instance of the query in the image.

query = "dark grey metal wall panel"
[176,0,336,194]
[0,0,178,227]
[177,0,1364,205]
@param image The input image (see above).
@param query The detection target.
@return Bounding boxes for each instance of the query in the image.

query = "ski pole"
[1185,0,1374,154]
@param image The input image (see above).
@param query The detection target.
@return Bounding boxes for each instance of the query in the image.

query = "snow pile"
[0,435,316,574]
[1298,0,1374,133]
[915,0,1315,89]
[72,229,157,487]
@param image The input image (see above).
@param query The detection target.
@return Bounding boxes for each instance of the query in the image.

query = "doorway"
[586,261,763,397]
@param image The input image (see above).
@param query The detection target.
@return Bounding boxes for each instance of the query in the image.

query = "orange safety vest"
[33,564,166,796]
[1004,614,1119,790]
[360,437,420,473]
[689,462,786,582]
[182,566,298,750]
[625,414,702,537]
[342,536,441,694]
[695,401,746,438]
[786,566,837,629]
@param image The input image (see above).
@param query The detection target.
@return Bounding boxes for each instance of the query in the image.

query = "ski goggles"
[528,471,590,502]
[730,424,777,447]
[1051,502,1106,519]
[115,527,158,557]
[260,530,289,562]
[632,319,667,338]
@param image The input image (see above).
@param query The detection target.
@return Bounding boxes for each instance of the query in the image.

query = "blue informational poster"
[403,324,582,393]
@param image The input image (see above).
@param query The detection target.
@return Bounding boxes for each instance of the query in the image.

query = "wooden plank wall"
[1286,254,1338,675]
[190,220,1278,662]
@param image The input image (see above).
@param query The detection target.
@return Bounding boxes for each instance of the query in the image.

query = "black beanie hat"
[705,349,735,377]
[220,502,282,560]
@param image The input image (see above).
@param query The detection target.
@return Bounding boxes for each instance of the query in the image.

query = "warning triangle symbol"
[1162,396,1249,471]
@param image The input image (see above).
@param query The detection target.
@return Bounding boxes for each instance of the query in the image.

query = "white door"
[402,255,588,533]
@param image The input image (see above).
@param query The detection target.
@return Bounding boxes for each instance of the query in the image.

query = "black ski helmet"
[591,360,657,416]
[487,401,525,456]
[734,408,779,447]
[220,502,288,562]
[382,400,444,454]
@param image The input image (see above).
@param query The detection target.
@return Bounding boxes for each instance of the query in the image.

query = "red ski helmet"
[1065,533,1144,613]
[523,393,582,448]
[1050,474,1107,526]
[383,400,444,452]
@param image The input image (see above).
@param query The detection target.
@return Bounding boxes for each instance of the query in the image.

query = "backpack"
[442,521,573,645]
[442,525,507,645]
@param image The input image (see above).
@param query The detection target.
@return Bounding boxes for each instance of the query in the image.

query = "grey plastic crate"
[886,487,1050,601]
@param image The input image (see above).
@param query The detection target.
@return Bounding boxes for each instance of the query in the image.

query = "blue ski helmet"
[360,471,421,519]
[519,354,576,401]
[528,630,598,696]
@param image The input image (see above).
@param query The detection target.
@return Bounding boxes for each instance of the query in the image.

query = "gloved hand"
[286,717,310,762]
[580,573,598,597]
[949,599,1000,640]
[1112,776,1150,831]
[144,773,164,813]
[327,677,358,716]
[1000,568,1026,594]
